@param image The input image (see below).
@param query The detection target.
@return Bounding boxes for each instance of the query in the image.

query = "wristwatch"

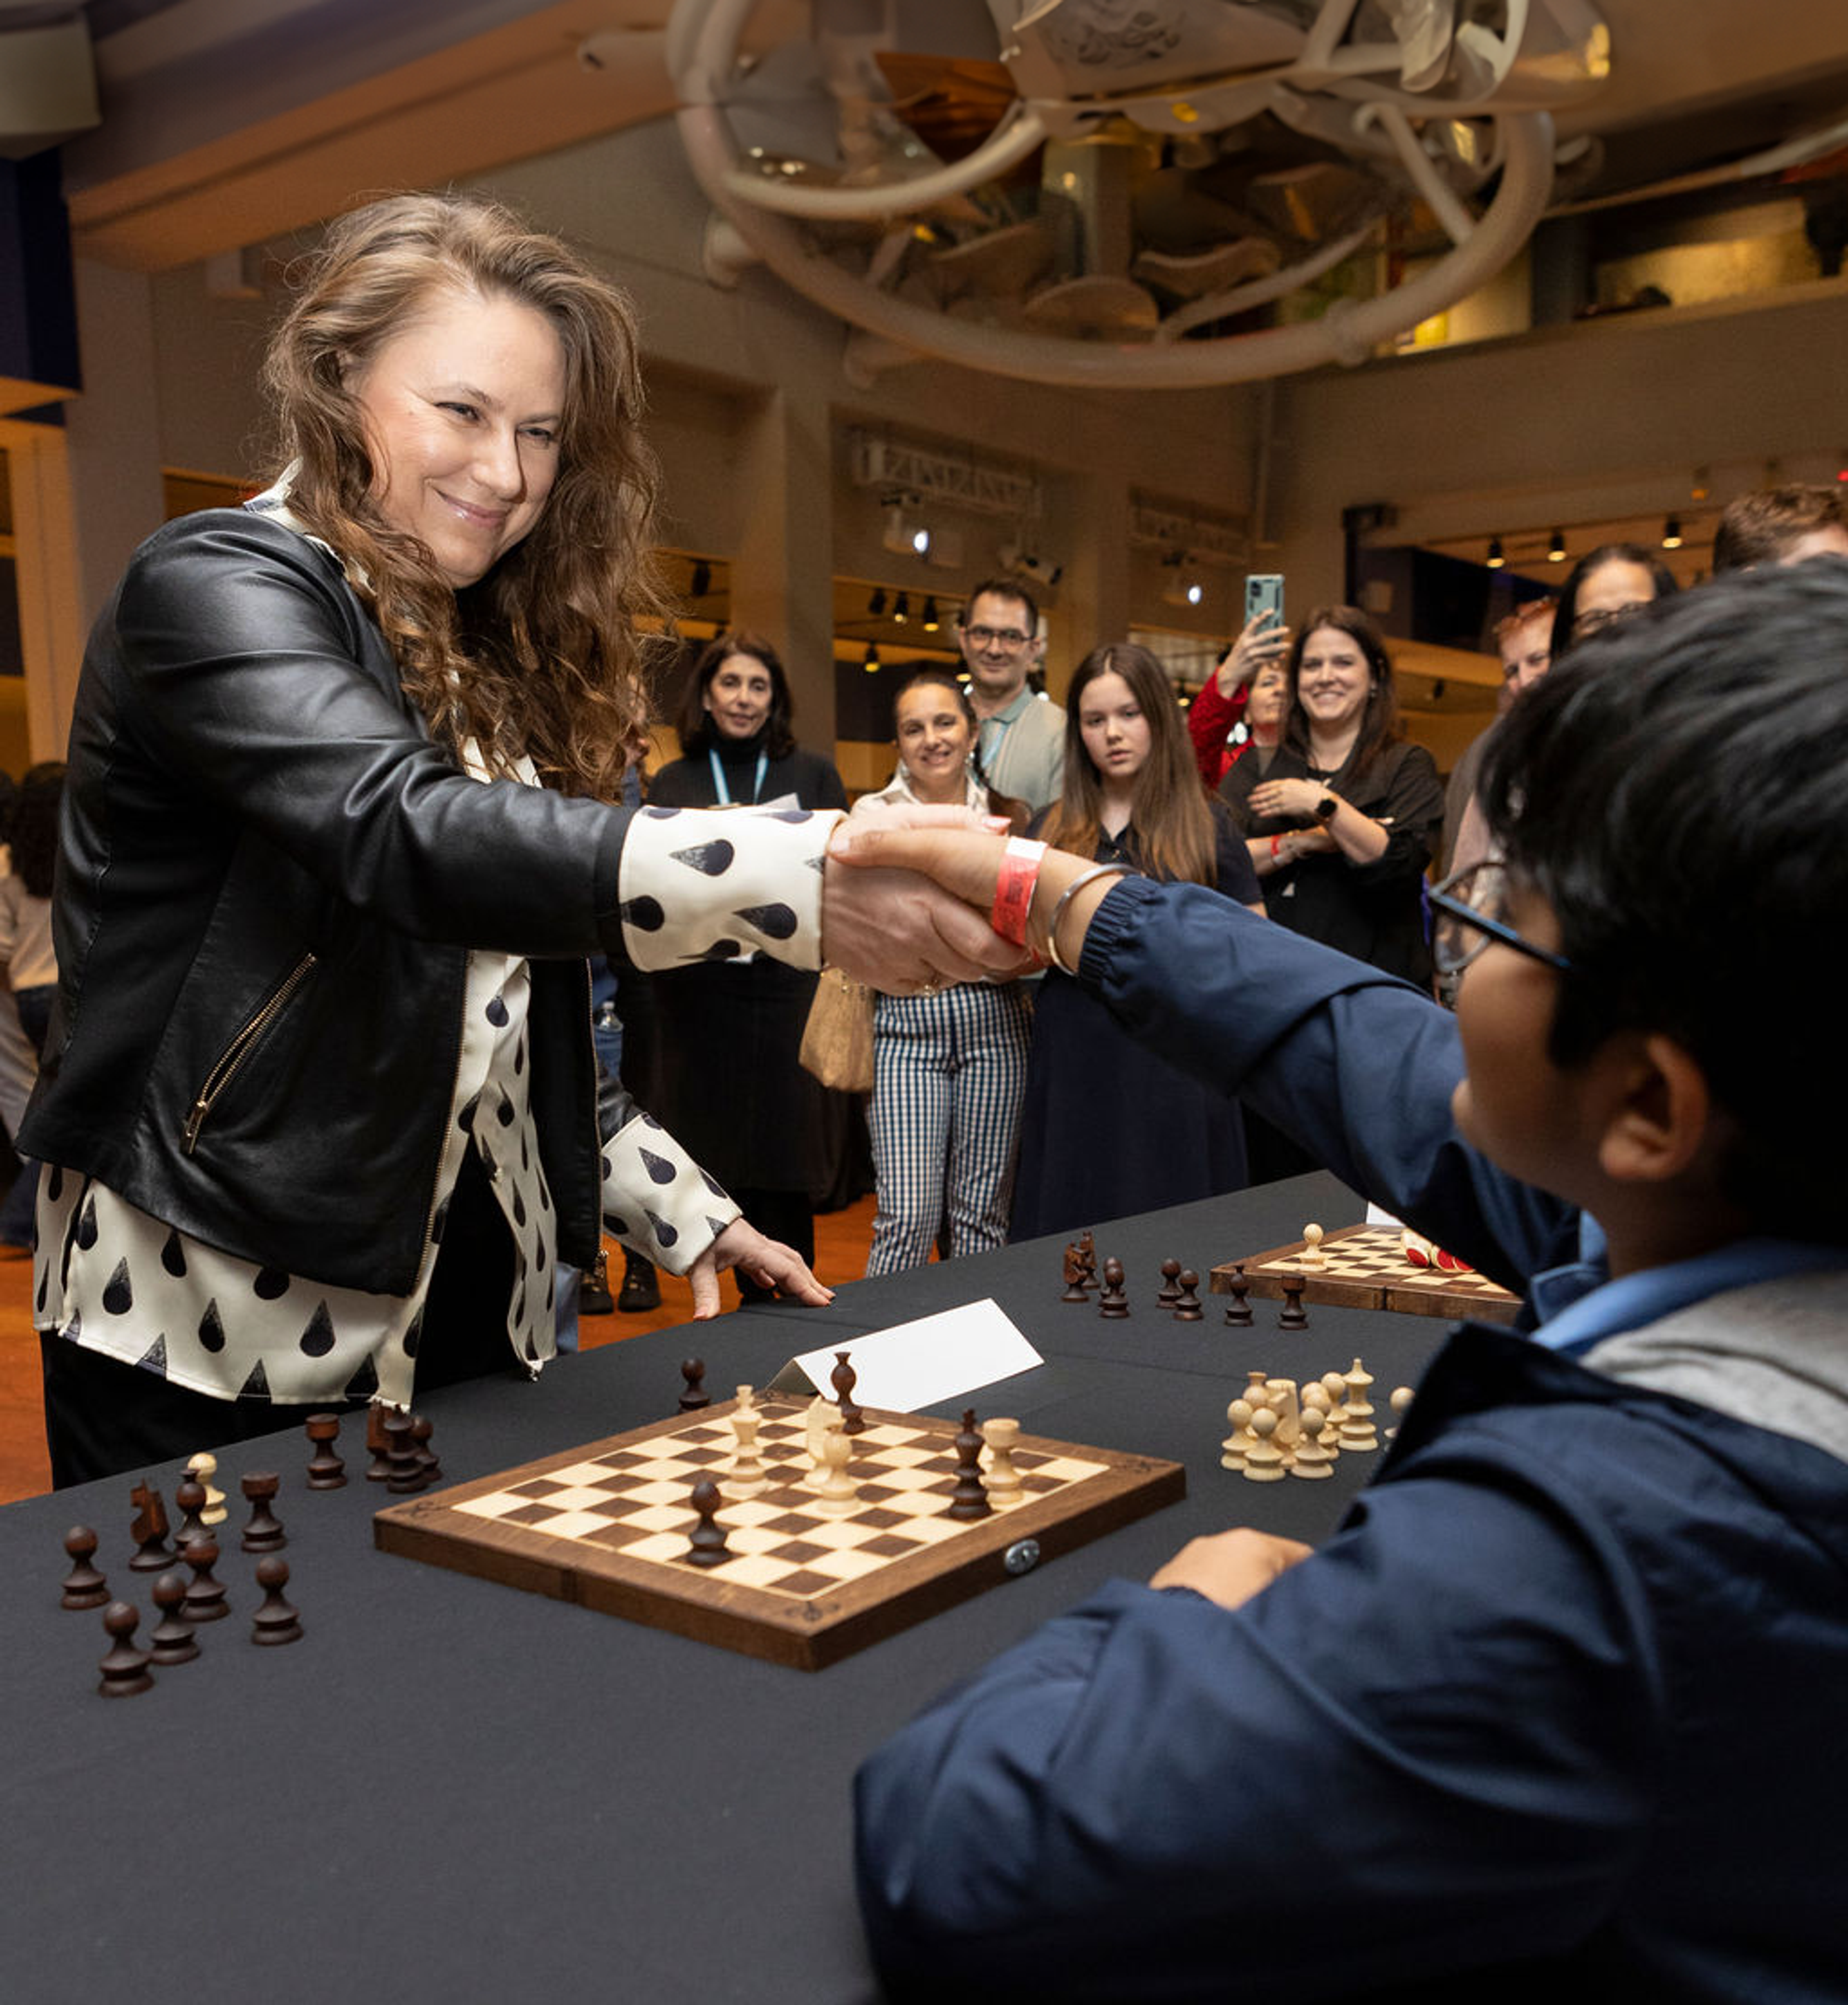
[1312,791,1339,822]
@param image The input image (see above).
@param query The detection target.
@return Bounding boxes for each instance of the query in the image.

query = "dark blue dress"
[1007,803,1258,1243]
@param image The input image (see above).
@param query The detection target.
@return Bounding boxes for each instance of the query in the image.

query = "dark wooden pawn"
[148,1571,200,1665]
[365,1403,395,1481]
[128,1479,175,1572]
[410,1414,441,1489]
[684,1476,730,1567]
[1222,1263,1254,1327]
[251,1555,304,1645]
[384,1409,422,1493]
[98,1600,154,1697]
[1099,1257,1129,1319]
[1156,1257,1183,1309]
[1278,1278,1309,1331]
[61,1526,111,1611]
[240,1470,287,1551]
[947,1410,992,1521]
[179,1534,231,1623]
[831,1351,866,1435]
[679,1357,710,1413]
[174,1472,209,1548]
[1173,1269,1204,1321]
[305,1413,346,1490]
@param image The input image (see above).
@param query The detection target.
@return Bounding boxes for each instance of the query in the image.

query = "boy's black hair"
[1479,556,1848,1241]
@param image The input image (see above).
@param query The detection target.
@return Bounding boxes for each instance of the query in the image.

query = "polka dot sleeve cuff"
[617,804,838,972]
[599,1112,742,1275]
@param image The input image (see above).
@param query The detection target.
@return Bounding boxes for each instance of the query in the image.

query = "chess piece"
[384,1408,422,1493]
[1076,1230,1097,1288]
[61,1526,111,1611]
[179,1534,230,1623]
[1060,1243,1091,1302]
[365,1403,394,1482]
[1173,1269,1203,1321]
[148,1570,201,1663]
[1241,1406,1287,1482]
[410,1414,441,1488]
[803,1395,836,1480]
[1290,1404,1335,1479]
[1299,1222,1327,1270]
[1387,1384,1416,1439]
[188,1451,227,1525]
[174,1471,209,1548]
[305,1413,346,1490]
[1339,1359,1378,1451]
[813,1427,860,1516]
[729,1389,768,1498]
[128,1480,175,1572]
[1278,1277,1309,1331]
[241,1471,286,1552]
[1099,1258,1129,1319]
[1156,1257,1182,1309]
[1264,1377,1302,1448]
[251,1555,304,1645]
[948,1410,992,1520]
[1220,1398,1254,1472]
[684,1476,730,1567]
[1300,1383,1340,1458]
[98,1600,154,1697]
[679,1357,710,1412]
[831,1351,866,1435]
[1221,1263,1254,1327]
[982,1417,1024,1504]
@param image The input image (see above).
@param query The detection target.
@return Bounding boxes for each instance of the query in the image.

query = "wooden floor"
[0,1196,877,1505]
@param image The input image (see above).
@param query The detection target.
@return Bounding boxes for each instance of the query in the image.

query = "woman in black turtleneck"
[645,631,848,1296]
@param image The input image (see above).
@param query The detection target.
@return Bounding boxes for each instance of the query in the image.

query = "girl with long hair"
[1011,643,1261,1241]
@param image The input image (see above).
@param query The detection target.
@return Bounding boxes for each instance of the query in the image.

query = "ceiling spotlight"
[892,592,911,625]
[883,499,932,561]
[1548,530,1566,563]
[921,596,940,632]
[689,559,712,599]
[868,587,887,617]
[1691,465,1711,501]
[1161,549,1206,610]
[1661,515,1683,550]
[1486,536,1505,569]
[862,643,880,671]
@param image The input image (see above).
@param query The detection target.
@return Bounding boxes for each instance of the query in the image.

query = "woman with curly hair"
[23,191,1014,1486]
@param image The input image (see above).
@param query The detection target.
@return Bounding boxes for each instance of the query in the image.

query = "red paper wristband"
[991,837,1047,946]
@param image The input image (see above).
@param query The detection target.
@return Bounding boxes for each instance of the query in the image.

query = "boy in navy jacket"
[841,561,1848,2003]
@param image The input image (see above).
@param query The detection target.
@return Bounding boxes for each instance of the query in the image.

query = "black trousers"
[41,1150,522,1490]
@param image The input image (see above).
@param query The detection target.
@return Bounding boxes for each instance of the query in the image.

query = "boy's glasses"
[962,625,1032,649]
[1429,861,1574,977]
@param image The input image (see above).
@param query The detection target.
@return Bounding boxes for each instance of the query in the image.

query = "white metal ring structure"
[668,0,1605,390]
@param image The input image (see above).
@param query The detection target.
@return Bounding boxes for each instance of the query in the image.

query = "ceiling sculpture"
[670,0,1614,387]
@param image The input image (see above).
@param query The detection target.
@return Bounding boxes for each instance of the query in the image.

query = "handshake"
[820,804,1124,996]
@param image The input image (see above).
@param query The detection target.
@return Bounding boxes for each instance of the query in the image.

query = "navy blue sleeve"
[1076,876,1570,1289]
[855,1453,1658,2003]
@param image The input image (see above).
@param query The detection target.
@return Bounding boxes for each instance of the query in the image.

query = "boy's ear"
[1596,1032,1714,1186]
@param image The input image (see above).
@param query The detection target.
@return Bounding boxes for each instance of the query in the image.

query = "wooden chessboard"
[374,1397,1185,1671]
[1210,1225,1520,1324]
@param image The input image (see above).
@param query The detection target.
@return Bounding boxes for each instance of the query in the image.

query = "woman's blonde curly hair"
[262,189,666,798]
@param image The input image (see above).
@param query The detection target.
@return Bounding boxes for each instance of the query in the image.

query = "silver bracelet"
[1046,863,1136,976]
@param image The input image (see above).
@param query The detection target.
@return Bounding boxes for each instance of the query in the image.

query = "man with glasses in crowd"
[958,579,1065,815]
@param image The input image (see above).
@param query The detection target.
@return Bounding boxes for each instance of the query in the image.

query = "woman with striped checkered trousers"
[853,672,1034,1275]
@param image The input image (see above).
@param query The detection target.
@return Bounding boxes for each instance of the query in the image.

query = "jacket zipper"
[181,951,318,1155]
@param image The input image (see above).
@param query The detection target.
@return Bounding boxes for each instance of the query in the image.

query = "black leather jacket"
[23,509,638,1295]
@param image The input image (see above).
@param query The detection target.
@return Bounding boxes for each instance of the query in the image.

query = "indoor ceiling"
[47,1,1848,273]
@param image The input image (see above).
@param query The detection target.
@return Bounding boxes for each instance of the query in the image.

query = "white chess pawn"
[1241,1406,1288,1483]
[188,1451,227,1526]
[1221,1398,1254,1472]
[813,1425,860,1515]
[1386,1384,1415,1439]
[1300,1222,1326,1270]
[1300,1382,1337,1455]
[1289,1404,1335,1479]
[983,1417,1025,1504]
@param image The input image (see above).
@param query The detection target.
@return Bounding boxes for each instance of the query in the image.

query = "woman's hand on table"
[688,1219,834,1318]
